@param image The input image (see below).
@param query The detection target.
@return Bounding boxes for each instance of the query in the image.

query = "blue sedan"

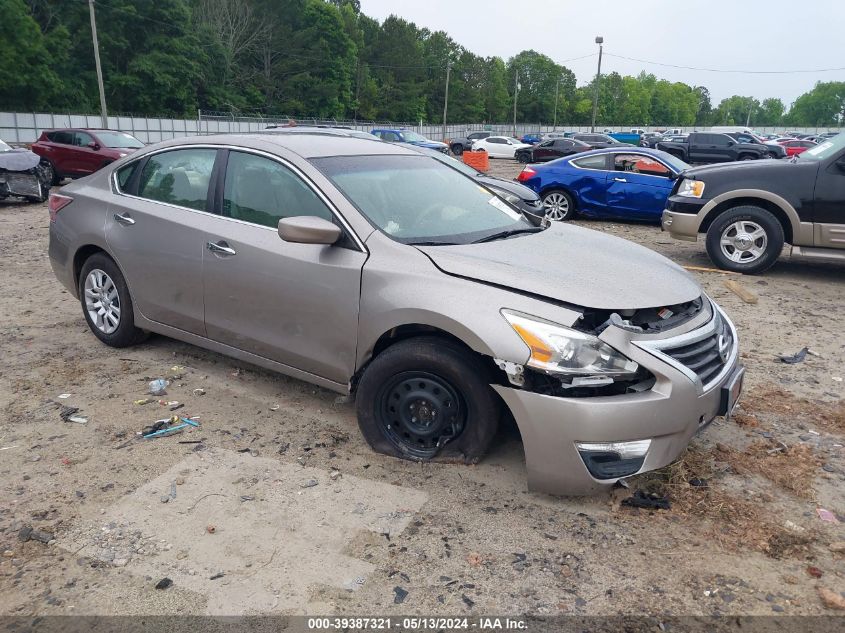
[516,147,690,222]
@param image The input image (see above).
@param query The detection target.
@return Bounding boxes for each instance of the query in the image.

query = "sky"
[359,0,845,107]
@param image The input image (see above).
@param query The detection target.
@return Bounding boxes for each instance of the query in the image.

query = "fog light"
[575,439,651,480]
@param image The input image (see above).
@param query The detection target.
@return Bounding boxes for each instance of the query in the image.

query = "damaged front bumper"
[0,170,46,200]
[494,303,742,496]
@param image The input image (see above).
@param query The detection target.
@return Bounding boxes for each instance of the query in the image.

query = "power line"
[604,52,845,75]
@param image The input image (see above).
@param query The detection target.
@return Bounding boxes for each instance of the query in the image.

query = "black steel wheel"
[355,337,500,463]
[377,371,465,459]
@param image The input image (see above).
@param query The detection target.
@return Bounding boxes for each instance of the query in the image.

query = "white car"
[471,136,531,159]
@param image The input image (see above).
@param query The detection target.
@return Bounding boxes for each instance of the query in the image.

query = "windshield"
[797,133,845,162]
[402,131,428,143]
[0,139,11,152]
[313,155,532,244]
[95,132,144,148]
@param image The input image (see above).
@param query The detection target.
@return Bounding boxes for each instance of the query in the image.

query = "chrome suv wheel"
[705,205,784,274]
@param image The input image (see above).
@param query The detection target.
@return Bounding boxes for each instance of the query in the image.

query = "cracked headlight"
[677,178,705,198]
[502,310,639,377]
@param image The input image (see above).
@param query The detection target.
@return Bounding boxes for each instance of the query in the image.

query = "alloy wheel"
[719,220,768,263]
[377,371,466,459]
[542,192,570,221]
[84,269,121,334]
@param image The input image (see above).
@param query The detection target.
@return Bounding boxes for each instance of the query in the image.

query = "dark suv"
[31,129,144,184]
[662,134,845,273]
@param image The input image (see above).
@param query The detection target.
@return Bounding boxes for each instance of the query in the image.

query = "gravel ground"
[1,166,844,618]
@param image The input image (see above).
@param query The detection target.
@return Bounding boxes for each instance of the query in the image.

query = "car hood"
[0,148,40,171]
[410,140,447,150]
[417,223,701,310]
[682,158,815,179]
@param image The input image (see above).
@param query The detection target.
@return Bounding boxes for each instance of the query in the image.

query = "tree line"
[3,0,844,127]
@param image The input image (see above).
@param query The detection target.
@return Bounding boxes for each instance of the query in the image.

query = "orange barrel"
[463,149,489,172]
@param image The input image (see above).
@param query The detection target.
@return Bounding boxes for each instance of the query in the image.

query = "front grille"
[3,172,41,197]
[660,311,733,387]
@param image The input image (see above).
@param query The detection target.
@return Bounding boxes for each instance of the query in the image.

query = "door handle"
[613,177,627,183]
[207,241,236,256]
[113,213,135,226]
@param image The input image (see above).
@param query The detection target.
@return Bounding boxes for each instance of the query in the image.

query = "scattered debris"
[67,415,88,424]
[393,586,408,604]
[622,490,671,510]
[466,552,483,566]
[134,398,156,406]
[461,594,476,608]
[58,393,72,399]
[148,379,169,396]
[58,405,80,422]
[829,542,845,553]
[300,479,318,488]
[724,279,759,304]
[141,416,200,439]
[806,566,823,579]
[330,470,341,481]
[818,587,845,610]
[154,578,173,590]
[193,388,206,396]
[780,347,809,364]
[18,526,54,544]
[269,404,280,411]
[0,445,19,451]
[209,572,225,580]
[817,508,839,523]
[206,525,216,534]
[683,265,740,275]
[240,495,254,502]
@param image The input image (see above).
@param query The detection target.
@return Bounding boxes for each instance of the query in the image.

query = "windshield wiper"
[472,226,545,244]
[408,240,460,246]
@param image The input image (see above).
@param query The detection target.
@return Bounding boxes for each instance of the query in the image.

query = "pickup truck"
[448,131,494,155]
[657,132,771,163]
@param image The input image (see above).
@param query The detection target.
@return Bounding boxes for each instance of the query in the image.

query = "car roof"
[145,133,417,159]
[565,146,675,160]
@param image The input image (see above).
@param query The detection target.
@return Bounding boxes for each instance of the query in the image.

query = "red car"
[30,129,144,184]
[778,138,817,157]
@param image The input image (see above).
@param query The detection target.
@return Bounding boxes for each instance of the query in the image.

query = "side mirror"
[278,216,341,245]
[726,141,735,147]
[87,141,100,150]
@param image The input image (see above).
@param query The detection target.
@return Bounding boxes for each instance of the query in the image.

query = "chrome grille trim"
[632,302,738,393]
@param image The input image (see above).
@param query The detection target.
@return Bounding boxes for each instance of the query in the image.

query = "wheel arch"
[700,193,797,244]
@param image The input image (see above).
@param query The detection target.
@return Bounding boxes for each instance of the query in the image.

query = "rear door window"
[48,131,73,144]
[137,148,217,211]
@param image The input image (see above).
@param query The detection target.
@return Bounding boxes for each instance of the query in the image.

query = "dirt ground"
[1,162,844,619]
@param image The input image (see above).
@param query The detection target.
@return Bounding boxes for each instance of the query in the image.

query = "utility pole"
[442,59,451,143]
[553,77,561,130]
[89,0,108,128]
[590,36,604,133]
[513,68,519,137]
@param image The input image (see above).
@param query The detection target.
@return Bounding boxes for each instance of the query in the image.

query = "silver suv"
[48,134,744,495]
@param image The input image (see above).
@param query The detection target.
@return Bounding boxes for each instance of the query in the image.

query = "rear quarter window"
[115,161,139,193]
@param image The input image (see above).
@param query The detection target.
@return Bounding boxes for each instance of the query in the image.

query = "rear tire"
[451,144,464,156]
[738,154,756,161]
[78,253,147,347]
[41,159,60,185]
[355,337,499,464]
[705,205,784,274]
[541,189,576,221]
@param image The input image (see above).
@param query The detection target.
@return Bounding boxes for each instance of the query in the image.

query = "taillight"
[48,193,73,222]
[517,166,537,182]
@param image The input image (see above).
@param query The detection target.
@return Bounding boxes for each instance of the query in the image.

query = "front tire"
[451,144,464,156]
[541,189,576,221]
[705,206,784,274]
[78,253,147,347]
[355,337,499,464]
